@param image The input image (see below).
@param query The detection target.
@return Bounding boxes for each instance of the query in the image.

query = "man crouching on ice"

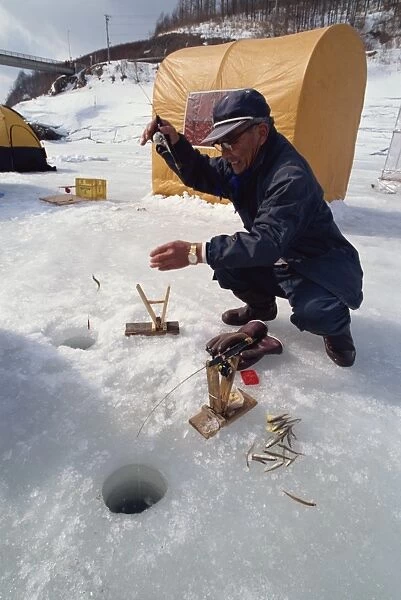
[140,88,363,368]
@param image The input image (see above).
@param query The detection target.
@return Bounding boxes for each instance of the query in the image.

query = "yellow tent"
[152,24,366,202]
[0,105,55,172]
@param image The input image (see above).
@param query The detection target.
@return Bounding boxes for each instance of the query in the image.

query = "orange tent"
[152,24,366,202]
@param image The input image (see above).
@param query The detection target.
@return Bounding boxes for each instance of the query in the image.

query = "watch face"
[188,252,197,264]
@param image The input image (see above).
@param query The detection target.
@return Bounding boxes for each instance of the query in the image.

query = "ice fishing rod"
[136,80,182,173]
[206,336,254,376]
[136,335,256,438]
[152,115,182,173]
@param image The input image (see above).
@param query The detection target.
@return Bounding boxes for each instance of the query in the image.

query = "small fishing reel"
[217,359,233,378]
[152,131,169,148]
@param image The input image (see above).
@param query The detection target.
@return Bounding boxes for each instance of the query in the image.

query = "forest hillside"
[5,0,400,107]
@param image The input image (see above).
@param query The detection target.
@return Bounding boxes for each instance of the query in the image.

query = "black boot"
[323,326,356,367]
[222,289,277,326]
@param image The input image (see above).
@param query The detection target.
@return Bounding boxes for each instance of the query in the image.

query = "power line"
[109,14,160,19]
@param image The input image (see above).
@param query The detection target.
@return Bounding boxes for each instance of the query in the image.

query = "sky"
[0,0,178,103]
[0,53,401,598]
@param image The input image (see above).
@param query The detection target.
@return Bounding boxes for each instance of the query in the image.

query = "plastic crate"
[75,178,107,200]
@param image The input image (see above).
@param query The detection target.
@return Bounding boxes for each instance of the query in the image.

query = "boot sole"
[324,340,356,367]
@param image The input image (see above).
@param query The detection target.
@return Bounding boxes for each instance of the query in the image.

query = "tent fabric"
[0,105,55,172]
[152,24,366,202]
[381,105,401,182]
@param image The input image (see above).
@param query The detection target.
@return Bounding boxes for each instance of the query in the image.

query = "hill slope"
[6,4,401,106]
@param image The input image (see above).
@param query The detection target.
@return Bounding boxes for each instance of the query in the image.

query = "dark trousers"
[213,264,351,337]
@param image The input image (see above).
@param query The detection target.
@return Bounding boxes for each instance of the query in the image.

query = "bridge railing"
[0,48,72,66]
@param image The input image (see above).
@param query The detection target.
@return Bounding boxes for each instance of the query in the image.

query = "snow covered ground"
[1,58,401,600]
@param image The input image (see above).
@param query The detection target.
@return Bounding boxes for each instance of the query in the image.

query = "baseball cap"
[200,88,271,146]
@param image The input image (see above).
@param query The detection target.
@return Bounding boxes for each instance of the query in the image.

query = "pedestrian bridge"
[0,49,75,75]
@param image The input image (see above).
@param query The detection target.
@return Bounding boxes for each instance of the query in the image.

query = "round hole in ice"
[47,325,98,350]
[60,335,96,350]
[102,464,167,515]
[60,335,95,350]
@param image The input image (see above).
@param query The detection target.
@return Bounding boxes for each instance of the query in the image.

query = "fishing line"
[136,79,153,108]
[136,365,207,438]
[136,75,182,173]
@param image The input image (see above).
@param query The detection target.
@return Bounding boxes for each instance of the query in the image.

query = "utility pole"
[67,29,72,63]
[105,14,111,64]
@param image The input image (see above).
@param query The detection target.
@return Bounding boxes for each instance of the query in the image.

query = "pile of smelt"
[246,413,303,472]
[246,412,316,507]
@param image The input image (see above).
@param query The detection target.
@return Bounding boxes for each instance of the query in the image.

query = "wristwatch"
[188,243,198,265]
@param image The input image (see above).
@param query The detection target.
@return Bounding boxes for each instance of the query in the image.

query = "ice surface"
[0,58,401,599]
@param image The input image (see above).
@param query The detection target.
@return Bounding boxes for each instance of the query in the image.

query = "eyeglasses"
[213,120,265,153]
[214,140,237,152]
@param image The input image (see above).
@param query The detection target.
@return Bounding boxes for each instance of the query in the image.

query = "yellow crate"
[75,178,107,200]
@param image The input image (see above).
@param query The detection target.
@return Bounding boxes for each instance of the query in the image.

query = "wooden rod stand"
[189,357,257,439]
[125,284,180,336]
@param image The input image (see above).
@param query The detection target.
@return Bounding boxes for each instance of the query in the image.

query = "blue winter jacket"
[158,126,363,309]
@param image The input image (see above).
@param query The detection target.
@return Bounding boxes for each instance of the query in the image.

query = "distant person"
[140,88,363,367]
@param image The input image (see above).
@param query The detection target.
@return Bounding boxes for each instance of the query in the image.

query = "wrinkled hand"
[140,116,180,146]
[150,240,192,271]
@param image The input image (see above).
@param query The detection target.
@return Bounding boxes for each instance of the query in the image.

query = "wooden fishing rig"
[189,337,257,439]
[125,284,179,336]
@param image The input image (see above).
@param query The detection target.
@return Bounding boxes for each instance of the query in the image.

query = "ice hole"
[55,327,97,350]
[60,335,96,350]
[102,464,167,515]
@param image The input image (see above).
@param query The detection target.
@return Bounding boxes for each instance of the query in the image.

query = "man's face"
[216,122,269,174]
